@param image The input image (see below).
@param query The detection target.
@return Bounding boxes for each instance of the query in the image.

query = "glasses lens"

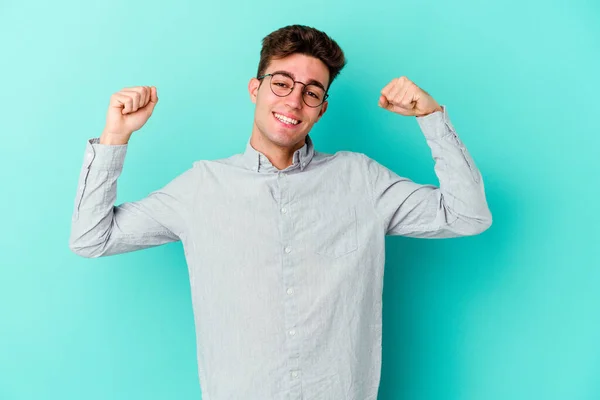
[303,84,325,107]
[270,74,294,96]
[268,73,326,107]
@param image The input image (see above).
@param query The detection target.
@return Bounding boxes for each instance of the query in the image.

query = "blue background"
[1,0,599,399]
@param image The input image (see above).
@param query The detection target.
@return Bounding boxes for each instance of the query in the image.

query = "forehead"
[266,53,330,88]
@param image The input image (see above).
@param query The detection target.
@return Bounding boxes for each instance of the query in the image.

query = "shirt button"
[289,329,296,336]
[291,371,299,378]
[281,207,287,214]
[286,288,294,295]
[284,247,292,254]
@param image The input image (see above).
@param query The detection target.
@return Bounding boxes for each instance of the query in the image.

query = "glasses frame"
[257,73,329,108]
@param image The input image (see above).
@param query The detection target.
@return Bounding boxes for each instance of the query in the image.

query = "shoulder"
[312,149,368,165]
[191,153,244,170]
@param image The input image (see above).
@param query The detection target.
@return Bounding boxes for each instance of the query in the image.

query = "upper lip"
[273,111,302,121]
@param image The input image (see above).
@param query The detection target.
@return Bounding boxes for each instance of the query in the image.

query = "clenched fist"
[100,86,158,145]
[378,77,442,117]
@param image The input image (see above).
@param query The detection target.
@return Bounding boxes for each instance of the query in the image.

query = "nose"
[285,85,304,109]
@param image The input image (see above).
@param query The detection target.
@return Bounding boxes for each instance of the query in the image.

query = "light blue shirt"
[70,106,492,400]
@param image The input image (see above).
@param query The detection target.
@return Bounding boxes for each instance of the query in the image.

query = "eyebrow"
[271,70,327,92]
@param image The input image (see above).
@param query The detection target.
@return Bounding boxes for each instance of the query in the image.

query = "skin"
[99,56,443,159]
[99,85,158,145]
[247,53,330,170]
[378,76,443,117]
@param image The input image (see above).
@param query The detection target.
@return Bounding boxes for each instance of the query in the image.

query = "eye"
[273,81,290,88]
[305,91,321,100]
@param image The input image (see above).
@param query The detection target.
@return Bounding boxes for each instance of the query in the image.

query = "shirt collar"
[241,135,315,173]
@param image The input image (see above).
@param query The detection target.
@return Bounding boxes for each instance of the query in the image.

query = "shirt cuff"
[416,105,458,140]
[84,138,128,170]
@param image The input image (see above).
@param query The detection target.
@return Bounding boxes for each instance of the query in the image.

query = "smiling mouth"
[273,112,301,126]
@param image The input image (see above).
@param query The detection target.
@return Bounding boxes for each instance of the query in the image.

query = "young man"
[70,25,491,400]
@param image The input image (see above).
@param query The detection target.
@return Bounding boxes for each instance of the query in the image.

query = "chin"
[266,130,305,148]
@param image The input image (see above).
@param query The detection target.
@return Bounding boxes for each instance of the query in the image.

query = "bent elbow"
[468,210,493,236]
[69,243,99,258]
[475,216,493,235]
[69,237,104,259]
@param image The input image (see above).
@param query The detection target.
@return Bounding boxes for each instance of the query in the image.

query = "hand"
[101,86,159,143]
[378,76,442,117]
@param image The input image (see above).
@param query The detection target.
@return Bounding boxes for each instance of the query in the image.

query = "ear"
[248,78,260,104]
[315,101,328,122]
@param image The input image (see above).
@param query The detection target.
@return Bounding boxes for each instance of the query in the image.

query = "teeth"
[274,113,299,125]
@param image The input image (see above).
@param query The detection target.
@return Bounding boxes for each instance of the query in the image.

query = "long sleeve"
[363,106,492,238]
[69,138,197,258]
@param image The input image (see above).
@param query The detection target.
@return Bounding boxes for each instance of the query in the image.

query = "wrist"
[99,131,131,145]
[417,105,443,117]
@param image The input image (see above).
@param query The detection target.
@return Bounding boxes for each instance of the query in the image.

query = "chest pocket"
[308,206,358,259]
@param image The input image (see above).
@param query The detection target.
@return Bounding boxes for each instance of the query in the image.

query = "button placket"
[278,170,302,392]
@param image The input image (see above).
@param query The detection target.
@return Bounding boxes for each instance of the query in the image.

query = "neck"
[250,130,306,170]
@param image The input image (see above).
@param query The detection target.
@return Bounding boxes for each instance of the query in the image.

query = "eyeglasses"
[257,73,329,108]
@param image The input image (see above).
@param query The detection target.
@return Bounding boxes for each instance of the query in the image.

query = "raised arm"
[366,76,492,238]
[69,86,196,258]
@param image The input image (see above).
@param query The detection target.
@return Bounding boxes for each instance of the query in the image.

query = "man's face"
[248,53,329,151]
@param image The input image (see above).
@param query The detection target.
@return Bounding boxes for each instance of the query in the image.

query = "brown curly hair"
[257,25,347,91]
